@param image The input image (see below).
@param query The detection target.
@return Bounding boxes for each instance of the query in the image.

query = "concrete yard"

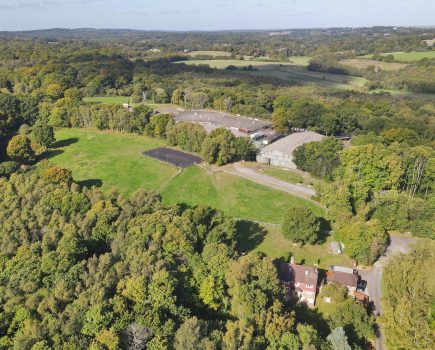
[155,105,273,137]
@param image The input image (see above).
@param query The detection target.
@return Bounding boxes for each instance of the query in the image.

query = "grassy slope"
[160,166,323,223]
[179,59,367,90]
[51,128,324,224]
[51,128,177,197]
[363,51,435,62]
[248,226,353,268]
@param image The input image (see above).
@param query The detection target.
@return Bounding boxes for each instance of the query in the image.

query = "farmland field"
[179,59,367,90]
[339,58,408,71]
[187,50,232,57]
[362,50,435,62]
[50,128,324,224]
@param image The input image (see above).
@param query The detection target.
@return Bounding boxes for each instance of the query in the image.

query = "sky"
[0,0,434,31]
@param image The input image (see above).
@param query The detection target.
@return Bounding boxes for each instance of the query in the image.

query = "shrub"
[0,161,20,177]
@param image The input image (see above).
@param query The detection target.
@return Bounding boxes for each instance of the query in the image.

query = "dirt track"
[226,162,317,200]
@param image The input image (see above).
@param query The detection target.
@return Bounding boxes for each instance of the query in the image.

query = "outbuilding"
[256,131,324,169]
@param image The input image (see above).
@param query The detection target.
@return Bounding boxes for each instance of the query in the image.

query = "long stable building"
[256,131,324,169]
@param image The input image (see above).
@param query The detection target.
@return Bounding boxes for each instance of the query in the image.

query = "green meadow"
[50,128,324,224]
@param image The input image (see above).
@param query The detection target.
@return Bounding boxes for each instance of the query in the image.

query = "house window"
[306,284,313,288]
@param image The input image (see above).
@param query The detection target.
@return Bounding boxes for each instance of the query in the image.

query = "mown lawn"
[160,166,324,223]
[50,128,177,196]
[83,96,132,105]
[50,128,324,224]
[242,225,353,268]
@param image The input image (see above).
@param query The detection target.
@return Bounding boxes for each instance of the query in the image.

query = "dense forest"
[0,28,434,349]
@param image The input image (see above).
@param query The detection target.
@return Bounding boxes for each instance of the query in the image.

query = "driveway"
[227,162,317,200]
[358,235,415,350]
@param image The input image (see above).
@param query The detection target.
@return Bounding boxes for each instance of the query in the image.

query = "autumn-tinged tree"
[6,134,35,163]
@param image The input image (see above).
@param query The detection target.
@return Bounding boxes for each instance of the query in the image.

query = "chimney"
[305,270,308,275]
[290,255,295,265]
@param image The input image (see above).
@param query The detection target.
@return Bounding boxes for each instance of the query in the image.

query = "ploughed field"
[50,128,324,224]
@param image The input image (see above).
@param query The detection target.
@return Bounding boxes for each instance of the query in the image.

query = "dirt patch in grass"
[339,58,407,71]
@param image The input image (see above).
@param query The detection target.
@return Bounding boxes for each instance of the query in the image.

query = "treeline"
[382,241,435,349]
[0,165,374,349]
[3,27,433,59]
[292,129,434,263]
[308,54,435,93]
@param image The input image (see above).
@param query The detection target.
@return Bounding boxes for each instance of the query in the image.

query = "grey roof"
[259,131,324,156]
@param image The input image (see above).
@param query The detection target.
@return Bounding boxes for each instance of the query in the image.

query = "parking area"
[155,106,273,137]
[143,147,202,167]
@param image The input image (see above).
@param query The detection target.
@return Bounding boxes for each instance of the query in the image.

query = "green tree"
[32,124,55,147]
[382,241,435,349]
[282,206,320,244]
[335,219,387,265]
[6,135,35,163]
[293,137,343,179]
[174,317,207,350]
[201,128,236,166]
[327,327,351,350]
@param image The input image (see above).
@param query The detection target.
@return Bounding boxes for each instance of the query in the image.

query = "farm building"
[256,131,324,169]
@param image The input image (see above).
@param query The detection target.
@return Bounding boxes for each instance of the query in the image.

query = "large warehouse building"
[256,131,324,169]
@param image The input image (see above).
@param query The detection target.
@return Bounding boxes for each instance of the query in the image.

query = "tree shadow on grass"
[315,217,332,244]
[235,220,267,253]
[42,149,64,159]
[77,179,103,189]
[52,137,79,149]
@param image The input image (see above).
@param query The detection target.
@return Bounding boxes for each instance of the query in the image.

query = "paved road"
[358,235,415,350]
[227,162,317,199]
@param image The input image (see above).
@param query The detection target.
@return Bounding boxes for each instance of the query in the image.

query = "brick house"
[279,263,319,306]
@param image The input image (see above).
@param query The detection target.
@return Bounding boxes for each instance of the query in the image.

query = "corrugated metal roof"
[258,131,324,155]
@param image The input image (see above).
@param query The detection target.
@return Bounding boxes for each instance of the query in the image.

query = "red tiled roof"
[326,271,358,288]
[279,263,318,286]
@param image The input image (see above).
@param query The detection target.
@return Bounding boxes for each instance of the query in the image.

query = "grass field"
[362,50,435,62]
[84,96,131,105]
[187,50,232,57]
[179,59,367,90]
[83,97,179,110]
[339,58,408,71]
[240,162,305,184]
[237,224,353,268]
[50,128,177,196]
[50,128,324,224]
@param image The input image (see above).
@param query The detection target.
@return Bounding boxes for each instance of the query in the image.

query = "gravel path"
[228,162,317,199]
[358,235,415,350]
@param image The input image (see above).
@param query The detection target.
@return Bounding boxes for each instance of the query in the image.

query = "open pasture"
[180,59,367,90]
[187,50,232,57]
[50,128,324,224]
[362,51,435,62]
[339,58,408,71]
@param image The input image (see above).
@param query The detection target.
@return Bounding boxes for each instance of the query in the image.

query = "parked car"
[357,279,367,292]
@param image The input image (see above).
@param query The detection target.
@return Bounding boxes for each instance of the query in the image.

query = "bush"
[282,206,320,244]
[0,161,20,177]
